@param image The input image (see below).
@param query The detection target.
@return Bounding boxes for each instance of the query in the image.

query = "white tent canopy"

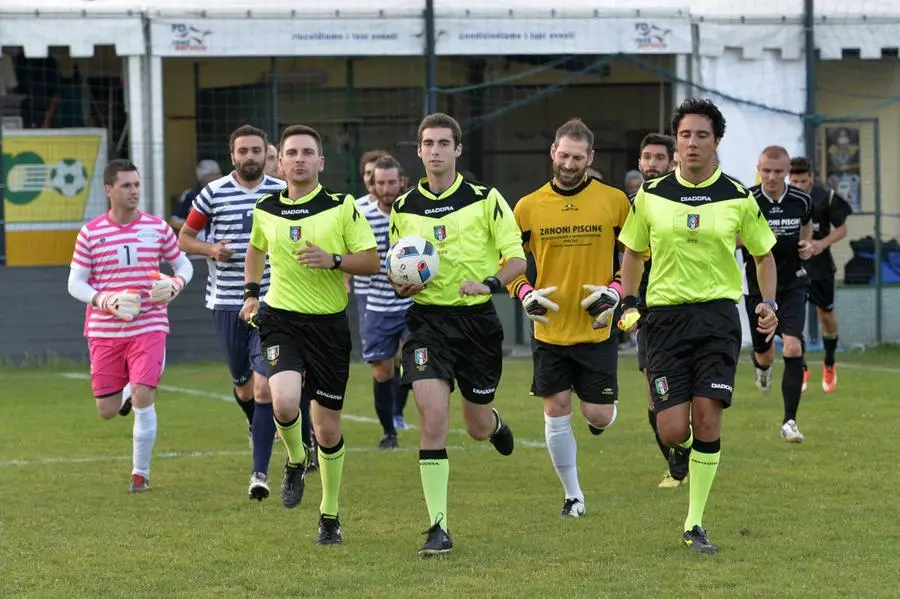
[2,0,899,59]
[3,0,896,221]
[2,0,898,18]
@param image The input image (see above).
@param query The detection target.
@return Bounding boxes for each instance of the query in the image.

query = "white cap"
[196,159,221,181]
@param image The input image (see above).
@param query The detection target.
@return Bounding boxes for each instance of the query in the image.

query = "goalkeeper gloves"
[148,272,185,304]
[95,290,142,322]
[580,283,621,328]
[517,284,559,324]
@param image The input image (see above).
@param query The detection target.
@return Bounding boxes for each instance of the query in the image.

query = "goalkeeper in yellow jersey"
[507,118,631,519]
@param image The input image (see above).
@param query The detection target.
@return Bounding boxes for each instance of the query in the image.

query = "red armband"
[185,208,210,232]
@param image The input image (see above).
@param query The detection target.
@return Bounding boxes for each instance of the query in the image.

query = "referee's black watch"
[481,276,503,294]
[330,254,343,270]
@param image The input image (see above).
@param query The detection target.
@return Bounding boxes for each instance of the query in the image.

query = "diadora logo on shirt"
[680,195,712,203]
[562,203,578,211]
[424,205,454,215]
[280,208,310,216]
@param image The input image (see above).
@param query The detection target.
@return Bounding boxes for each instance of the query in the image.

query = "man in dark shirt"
[789,157,851,393]
[743,146,813,443]
[170,159,221,232]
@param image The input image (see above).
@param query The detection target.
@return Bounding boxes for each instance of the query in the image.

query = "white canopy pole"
[149,54,165,219]
[125,55,148,189]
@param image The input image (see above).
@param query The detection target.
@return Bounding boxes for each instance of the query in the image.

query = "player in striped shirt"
[362,156,414,448]
[349,149,390,353]
[178,124,312,500]
[67,159,193,493]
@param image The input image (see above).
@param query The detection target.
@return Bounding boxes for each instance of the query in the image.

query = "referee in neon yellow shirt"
[618,98,779,554]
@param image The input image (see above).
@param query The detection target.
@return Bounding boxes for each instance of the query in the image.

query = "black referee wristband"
[621,295,638,311]
[482,276,503,294]
[243,282,260,300]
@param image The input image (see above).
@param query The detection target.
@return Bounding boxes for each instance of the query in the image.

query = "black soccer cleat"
[378,434,398,450]
[417,523,453,557]
[682,525,718,554]
[280,459,306,509]
[489,411,515,456]
[118,397,133,417]
[316,514,343,545]
[306,439,319,473]
[587,423,605,436]
[668,446,691,481]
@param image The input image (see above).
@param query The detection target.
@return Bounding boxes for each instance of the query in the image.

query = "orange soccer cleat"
[801,366,810,393]
[822,365,837,393]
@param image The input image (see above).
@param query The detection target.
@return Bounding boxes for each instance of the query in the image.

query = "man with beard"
[630,133,689,489]
[361,155,413,448]
[178,124,290,500]
[507,118,631,518]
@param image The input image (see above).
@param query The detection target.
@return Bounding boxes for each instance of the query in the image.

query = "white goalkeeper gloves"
[95,290,142,322]
[580,284,621,328]
[149,272,185,304]
[517,284,560,324]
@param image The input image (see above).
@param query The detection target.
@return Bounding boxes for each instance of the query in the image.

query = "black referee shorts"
[255,305,352,411]
[644,300,741,412]
[807,275,836,312]
[401,302,504,404]
[745,285,807,354]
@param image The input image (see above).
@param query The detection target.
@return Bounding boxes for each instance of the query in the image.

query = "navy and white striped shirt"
[351,194,376,295]
[193,173,286,310]
[364,203,413,313]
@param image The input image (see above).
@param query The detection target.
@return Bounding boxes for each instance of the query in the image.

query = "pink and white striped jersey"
[71,212,182,338]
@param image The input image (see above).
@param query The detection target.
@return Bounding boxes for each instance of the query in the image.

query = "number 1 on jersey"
[118,243,135,266]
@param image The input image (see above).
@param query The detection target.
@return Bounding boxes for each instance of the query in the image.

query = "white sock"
[597,404,618,430]
[132,404,157,478]
[121,384,132,408]
[544,413,583,502]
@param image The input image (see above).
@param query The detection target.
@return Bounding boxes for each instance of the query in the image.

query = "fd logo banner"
[3,128,107,224]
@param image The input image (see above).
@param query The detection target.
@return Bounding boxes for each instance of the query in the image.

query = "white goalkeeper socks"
[121,384,132,408]
[132,404,158,478]
[544,413,584,502]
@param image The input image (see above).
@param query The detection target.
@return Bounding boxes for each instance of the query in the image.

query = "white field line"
[0,445,478,469]
[0,374,545,468]
[56,372,546,448]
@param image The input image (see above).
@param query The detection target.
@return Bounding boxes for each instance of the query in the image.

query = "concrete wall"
[2,258,220,365]
[2,260,896,367]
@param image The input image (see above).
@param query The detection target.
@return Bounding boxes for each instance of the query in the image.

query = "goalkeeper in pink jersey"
[67,159,193,493]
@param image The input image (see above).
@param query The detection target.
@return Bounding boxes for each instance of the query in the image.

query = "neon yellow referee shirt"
[389,174,525,307]
[619,168,776,307]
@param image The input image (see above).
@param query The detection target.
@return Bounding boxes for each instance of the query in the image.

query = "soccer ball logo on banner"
[50,159,90,197]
